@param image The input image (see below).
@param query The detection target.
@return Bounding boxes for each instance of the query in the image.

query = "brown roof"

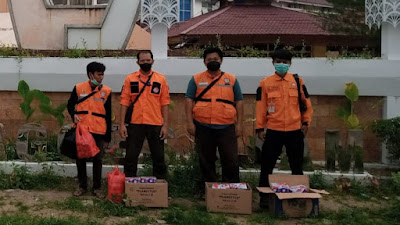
[169,5,332,38]
[281,0,332,7]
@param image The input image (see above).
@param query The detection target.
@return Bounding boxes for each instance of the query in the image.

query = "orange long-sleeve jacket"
[256,72,313,132]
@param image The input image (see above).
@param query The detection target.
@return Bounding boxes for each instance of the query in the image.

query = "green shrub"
[372,117,400,161]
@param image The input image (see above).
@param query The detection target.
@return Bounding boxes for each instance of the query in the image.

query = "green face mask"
[91,79,100,86]
[274,63,290,75]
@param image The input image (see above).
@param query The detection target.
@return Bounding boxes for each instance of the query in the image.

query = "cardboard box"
[125,179,168,208]
[205,182,252,215]
[257,175,329,218]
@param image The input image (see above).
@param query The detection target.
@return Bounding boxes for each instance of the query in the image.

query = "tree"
[320,0,379,45]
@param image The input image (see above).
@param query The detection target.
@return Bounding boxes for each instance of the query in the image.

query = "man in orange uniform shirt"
[119,50,170,179]
[256,49,313,207]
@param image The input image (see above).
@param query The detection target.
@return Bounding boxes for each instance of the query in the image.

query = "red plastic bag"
[76,123,100,159]
[107,165,125,203]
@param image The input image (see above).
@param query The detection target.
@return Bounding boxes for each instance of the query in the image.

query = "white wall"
[0,57,399,97]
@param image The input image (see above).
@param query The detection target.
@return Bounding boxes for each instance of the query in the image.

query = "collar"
[206,70,223,79]
[138,69,153,77]
[273,72,293,81]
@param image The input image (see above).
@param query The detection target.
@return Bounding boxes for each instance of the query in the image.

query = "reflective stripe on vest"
[75,82,111,135]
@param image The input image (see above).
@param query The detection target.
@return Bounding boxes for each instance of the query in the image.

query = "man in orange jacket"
[186,47,244,184]
[256,49,313,207]
[67,62,112,198]
[119,50,169,179]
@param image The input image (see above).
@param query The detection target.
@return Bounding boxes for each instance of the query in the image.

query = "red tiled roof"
[292,0,332,7]
[169,5,332,38]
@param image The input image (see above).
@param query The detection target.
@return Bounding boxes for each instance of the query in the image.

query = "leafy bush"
[372,117,400,161]
[310,171,327,189]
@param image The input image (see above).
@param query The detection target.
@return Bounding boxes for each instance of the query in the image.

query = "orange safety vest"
[75,81,111,135]
[192,71,237,125]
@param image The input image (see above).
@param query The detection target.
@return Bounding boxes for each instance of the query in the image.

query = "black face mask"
[139,63,152,72]
[206,61,221,71]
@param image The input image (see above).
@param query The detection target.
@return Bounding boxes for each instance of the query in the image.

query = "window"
[50,0,108,6]
[180,0,191,21]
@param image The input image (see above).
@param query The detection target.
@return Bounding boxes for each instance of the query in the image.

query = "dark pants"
[195,124,240,183]
[76,133,105,190]
[259,129,304,187]
[124,124,167,178]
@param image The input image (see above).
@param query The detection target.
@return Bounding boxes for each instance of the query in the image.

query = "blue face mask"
[91,78,100,86]
[274,63,290,75]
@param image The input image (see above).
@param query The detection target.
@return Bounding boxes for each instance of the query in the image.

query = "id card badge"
[268,102,275,113]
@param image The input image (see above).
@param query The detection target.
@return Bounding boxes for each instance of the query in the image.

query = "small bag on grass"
[107,165,125,203]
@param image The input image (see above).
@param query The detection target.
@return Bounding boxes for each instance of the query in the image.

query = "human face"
[137,52,154,65]
[272,58,291,65]
[89,71,104,84]
[204,52,222,67]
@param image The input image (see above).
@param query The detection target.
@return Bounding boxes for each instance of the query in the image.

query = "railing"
[47,0,108,5]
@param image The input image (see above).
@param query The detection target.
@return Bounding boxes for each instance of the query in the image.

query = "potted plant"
[337,82,364,173]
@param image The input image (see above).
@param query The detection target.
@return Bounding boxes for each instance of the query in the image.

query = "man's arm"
[67,86,78,122]
[119,77,131,138]
[233,79,244,137]
[256,80,268,141]
[104,93,112,142]
[235,100,243,137]
[299,77,313,135]
[160,105,169,140]
[185,77,197,136]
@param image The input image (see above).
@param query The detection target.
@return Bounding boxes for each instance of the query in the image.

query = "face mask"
[139,63,152,72]
[91,79,100,86]
[207,61,221,71]
[274,63,290,75]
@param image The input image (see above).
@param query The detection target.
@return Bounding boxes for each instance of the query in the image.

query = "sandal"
[93,189,105,199]
[73,188,87,197]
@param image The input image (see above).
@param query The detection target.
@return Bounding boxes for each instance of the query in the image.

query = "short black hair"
[271,49,293,61]
[137,50,154,61]
[203,47,223,61]
[87,62,106,78]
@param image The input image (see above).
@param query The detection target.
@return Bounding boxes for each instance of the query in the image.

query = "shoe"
[92,189,105,199]
[73,188,87,197]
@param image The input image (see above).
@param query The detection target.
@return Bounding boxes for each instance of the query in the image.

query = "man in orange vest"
[67,62,112,198]
[186,47,244,184]
[256,49,313,207]
[119,50,170,179]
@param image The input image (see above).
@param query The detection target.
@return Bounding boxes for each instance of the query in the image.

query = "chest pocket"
[268,92,281,101]
[151,82,161,95]
[288,89,298,104]
[130,81,139,93]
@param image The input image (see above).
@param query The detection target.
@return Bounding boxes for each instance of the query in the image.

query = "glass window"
[180,0,191,21]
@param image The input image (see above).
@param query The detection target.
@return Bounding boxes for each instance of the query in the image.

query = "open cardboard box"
[205,182,252,215]
[257,174,329,218]
[125,179,168,208]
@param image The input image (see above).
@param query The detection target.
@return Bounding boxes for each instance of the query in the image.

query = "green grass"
[162,205,237,225]
[248,213,278,225]
[51,197,138,218]
[0,213,101,225]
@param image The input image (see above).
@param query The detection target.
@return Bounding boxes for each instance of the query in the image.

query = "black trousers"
[259,129,304,187]
[76,133,105,190]
[195,124,240,183]
[124,124,167,178]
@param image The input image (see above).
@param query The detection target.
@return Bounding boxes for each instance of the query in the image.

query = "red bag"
[76,123,100,159]
[107,165,125,203]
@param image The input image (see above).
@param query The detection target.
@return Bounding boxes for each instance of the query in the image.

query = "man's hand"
[187,122,196,136]
[235,123,243,137]
[257,130,265,142]
[160,125,168,140]
[301,125,308,136]
[74,114,81,123]
[119,125,128,138]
